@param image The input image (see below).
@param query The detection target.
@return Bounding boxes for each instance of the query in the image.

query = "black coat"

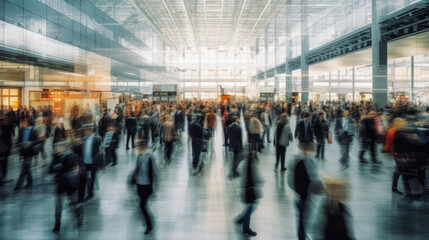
[295,119,314,143]
[189,121,203,143]
[313,119,329,139]
[227,123,242,151]
[360,117,377,140]
[125,117,137,133]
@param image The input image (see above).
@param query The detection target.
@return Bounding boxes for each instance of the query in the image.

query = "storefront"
[0,88,21,109]
[152,84,177,102]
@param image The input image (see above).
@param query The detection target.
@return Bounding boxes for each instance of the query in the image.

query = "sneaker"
[243,229,257,237]
[281,168,287,173]
[359,159,369,163]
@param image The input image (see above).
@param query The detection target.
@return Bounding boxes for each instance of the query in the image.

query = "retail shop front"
[153,84,177,102]
[0,88,21,110]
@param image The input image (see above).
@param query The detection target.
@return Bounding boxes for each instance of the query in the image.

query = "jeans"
[137,184,153,229]
[275,146,286,169]
[316,137,326,158]
[16,156,32,188]
[296,197,309,240]
[192,141,202,169]
[262,126,270,142]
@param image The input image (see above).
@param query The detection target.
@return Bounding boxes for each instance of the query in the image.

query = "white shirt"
[342,117,348,132]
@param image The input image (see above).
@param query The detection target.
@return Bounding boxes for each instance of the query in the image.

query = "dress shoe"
[144,226,152,235]
[52,224,60,233]
[281,168,287,173]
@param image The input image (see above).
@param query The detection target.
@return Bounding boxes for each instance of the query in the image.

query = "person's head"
[278,113,289,125]
[392,118,407,129]
[343,110,349,118]
[107,122,116,131]
[324,177,348,203]
[81,123,94,136]
[231,116,239,124]
[20,118,30,128]
[302,112,311,121]
[298,142,315,155]
[130,111,135,117]
[265,107,270,112]
[319,112,325,120]
[368,111,377,118]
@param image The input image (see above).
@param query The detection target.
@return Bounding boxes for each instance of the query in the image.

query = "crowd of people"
[0,99,428,239]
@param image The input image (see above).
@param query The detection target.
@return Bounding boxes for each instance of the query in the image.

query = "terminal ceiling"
[89,0,343,52]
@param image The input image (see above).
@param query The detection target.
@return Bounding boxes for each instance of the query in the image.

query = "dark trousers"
[164,141,173,161]
[275,146,286,169]
[126,131,136,149]
[192,141,202,169]
[223,127,228,146]
[1,154,9,180]
[359,138,376,162]
[79,164,97,201]
[150,127,157,144]
[236,204,254,232]
[105,148,117,165]
[231,149,242,177]
[16,156,33,188]
[296,197,308,240]
[55,192,83,227]
[316,137,326,158]
[137,184,153,229]
[339,133,352,160]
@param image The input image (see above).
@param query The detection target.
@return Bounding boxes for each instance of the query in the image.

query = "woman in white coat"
[273,114,293,172]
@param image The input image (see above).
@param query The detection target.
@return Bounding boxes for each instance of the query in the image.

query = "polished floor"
[1,115,429,240]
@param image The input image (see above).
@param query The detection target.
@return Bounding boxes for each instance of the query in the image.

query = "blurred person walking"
[313,112,330,160]
[76,124,103,201]
[273,114,293,172]
[261,107,272,143]
[161,115,176,163]
[234,151,261,237]
[228,116,243,179]
[189,114,204,174]
[359,111,381,164]
[295,112,314,144]
[317,178,355,240]
[51,140,83,232]
[335,111,355,166]
[104,122,120,166]
[125,111,137,150]
[14,118,42,191]
[132,139,156,235]
[0,117,14,183]
[288,142,323,240]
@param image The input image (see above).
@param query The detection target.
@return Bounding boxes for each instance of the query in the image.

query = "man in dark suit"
[294,112,313,143]
[228,116,243,179]
[0,117,14,183]
[335,110,355,164]
[14,118,41,191]
[125,111,137,150]
[189,114,204,174]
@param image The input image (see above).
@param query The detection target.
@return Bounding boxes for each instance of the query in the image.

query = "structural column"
[300,0,309,104]
[371,0,388,107]
[411,56,414,103]
[285,0,293,104]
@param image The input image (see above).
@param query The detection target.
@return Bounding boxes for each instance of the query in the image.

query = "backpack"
[294,160,310,199]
